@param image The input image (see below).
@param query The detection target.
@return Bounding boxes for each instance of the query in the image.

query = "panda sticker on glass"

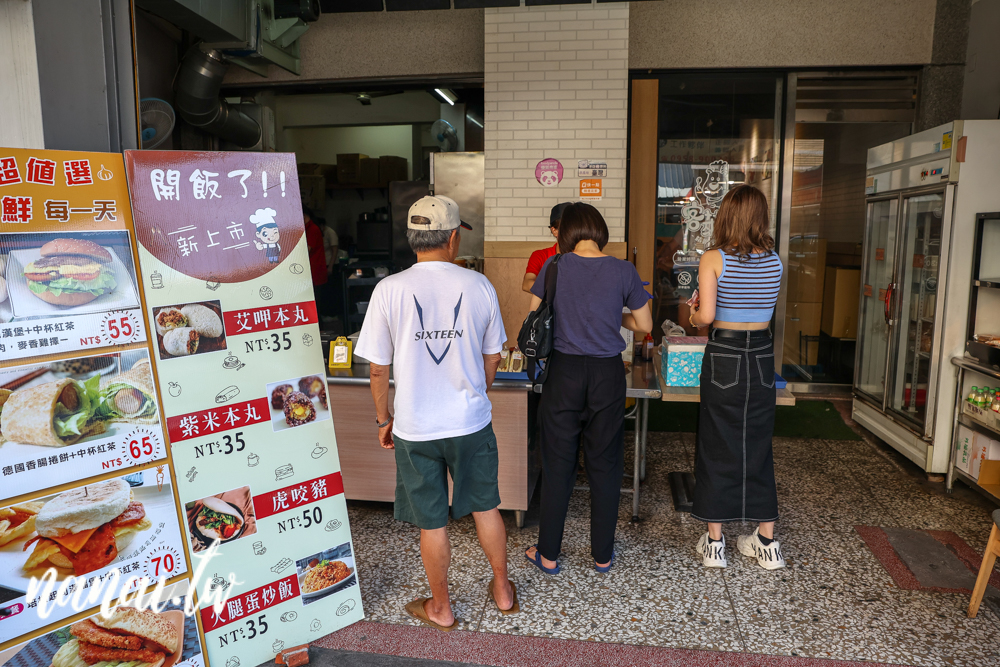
[535,158,564,187]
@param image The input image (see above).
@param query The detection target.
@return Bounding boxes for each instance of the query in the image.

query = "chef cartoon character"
[251,207,281,263]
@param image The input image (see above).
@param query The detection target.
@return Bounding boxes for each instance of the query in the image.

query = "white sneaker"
[696,532,727,568]
[737,528,786,570]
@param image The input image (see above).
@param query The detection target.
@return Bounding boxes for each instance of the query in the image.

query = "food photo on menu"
[0,582,204,667]
[266,374,329,432]
[0,231,140,322]
[0,350,165,501]
[152,300,226,360]
[184,486,256,553]
[295,542,357,605]
[0,469,186,628]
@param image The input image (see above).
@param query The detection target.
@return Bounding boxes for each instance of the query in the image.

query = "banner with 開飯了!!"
[123,151,363,667]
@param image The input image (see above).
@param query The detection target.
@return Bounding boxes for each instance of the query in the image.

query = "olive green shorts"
[393,423,501,530]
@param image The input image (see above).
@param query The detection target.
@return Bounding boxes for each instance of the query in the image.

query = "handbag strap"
[540,253,561,304]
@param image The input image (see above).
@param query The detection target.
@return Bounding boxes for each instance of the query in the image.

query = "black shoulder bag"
[517,254,560,387]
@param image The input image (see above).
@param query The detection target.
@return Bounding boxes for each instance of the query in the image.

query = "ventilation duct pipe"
[175,46,261,148]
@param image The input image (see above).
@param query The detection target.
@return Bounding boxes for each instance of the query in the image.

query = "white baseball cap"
[407,195,472,231]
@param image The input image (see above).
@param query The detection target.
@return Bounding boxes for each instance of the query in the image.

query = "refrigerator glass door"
[888,191,944,428]
[855,197,898,407]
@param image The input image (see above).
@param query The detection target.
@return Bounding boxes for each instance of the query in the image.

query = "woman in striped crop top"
[688,185,787,571]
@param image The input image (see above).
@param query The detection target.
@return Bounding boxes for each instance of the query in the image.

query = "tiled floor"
[340,409,1000,667]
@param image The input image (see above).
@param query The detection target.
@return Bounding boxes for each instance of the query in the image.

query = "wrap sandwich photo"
[0,375,105,447]
[97,359,159,425]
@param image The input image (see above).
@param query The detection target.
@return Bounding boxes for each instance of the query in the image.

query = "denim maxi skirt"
[691,328,779,523]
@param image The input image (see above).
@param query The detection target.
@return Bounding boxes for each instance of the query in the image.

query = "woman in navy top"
[523,203,652,574]
[689,185,786,571]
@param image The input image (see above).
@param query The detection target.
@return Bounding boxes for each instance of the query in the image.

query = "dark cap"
[550,202,572,228]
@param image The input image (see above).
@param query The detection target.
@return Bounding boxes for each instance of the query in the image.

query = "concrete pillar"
[0,0,45,149]
[916,0,971,131]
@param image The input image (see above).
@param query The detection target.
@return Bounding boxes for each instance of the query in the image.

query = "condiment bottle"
[643,333,654,361]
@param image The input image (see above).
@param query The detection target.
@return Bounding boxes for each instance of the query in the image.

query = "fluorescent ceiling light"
[434,88,457,106]
[467,113,483,128]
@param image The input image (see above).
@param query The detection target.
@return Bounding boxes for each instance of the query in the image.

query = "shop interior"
[134,6,486,338]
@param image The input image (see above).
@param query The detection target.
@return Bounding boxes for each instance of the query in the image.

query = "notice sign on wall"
[580,178,603,201]
[124,150,363,667]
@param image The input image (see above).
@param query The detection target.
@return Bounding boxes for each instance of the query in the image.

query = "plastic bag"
[661,319,686,337]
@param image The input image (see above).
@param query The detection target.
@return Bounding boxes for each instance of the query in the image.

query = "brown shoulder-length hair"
[709,185,775,261]
[557,203,609,254]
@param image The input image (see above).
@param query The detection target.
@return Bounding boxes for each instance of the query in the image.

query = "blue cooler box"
[661,336,707,387]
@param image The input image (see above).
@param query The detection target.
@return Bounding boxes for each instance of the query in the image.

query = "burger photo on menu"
[0,232,140,320]
[0,584,203,667]
[266,374,330,433]
[151,300,226,360]
[20,478,151,577]
[0,470,182,602]
[184,486,257,553]
[0,351,162,476]
[295,542,358,605]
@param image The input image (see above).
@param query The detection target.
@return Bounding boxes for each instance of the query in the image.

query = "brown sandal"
[488,577,520,615]
[404,598,458,632]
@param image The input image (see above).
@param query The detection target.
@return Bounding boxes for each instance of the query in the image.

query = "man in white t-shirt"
[355,195,518,630]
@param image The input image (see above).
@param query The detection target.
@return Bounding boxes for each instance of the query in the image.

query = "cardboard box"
[955,424,975,474]
[360,157,380,185]
[379,155,408,185]
[786,237,827,303]
[298,175,325,213]
[977,459,1000,501]
[336,153,369,183]
[783,301,822,366]
[821,267,861,338]
[661,337,707,387]
[971,432,993,479]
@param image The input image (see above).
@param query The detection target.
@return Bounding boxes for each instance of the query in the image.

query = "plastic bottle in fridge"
[970,386,980,403]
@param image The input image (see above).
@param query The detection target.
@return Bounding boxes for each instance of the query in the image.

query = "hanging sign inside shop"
[577,160,607,178]
[0,149,170,502]
[535,158,563,187]
[125,150,364,667]
[580,178,603,201]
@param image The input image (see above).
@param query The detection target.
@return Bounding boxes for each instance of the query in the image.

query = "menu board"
[0,150,147,363]
[0,580,205,667]
[0,150,167,500]
[0,468,189,644]
[125,150,363,667]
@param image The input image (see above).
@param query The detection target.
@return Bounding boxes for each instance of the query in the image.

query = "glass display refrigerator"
[854,120,1000,473]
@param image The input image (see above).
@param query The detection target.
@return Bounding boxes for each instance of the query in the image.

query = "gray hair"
[406,228,453,253]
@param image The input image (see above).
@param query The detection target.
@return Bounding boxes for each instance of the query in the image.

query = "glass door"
[888,191,944,427]
[854,197,898,406]
[648,72,782,334]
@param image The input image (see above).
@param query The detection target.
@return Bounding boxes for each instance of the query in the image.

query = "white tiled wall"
[484,4,629,243]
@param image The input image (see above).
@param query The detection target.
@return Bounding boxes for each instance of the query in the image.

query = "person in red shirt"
[304,208,328,287]
[522,202,571,293]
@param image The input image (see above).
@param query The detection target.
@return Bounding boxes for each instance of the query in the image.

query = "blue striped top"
[714,249,783,323]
